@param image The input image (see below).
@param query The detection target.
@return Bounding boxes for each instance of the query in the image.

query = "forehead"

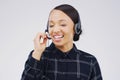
[49,10,73,23]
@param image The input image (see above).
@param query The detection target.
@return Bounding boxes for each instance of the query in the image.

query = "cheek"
[48,28,52,35]
[64,28,74,38]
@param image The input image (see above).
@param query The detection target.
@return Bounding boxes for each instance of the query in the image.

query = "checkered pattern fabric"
[21,43,102,80]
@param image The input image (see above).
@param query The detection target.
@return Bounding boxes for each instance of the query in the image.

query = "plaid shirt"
[21,43,102,80]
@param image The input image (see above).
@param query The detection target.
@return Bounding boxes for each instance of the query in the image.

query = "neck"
[56,43,73,53]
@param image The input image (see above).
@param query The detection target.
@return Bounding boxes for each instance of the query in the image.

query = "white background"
[0,0,120,80]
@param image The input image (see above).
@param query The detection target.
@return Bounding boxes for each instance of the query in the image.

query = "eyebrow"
[49,19,67,23]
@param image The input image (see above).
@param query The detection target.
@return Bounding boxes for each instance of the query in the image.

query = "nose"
[53,25,60,33]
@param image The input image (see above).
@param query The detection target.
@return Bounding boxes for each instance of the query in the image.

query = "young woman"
[21,4,103,80]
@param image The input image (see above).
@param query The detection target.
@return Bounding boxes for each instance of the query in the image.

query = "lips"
[53,35,64,41]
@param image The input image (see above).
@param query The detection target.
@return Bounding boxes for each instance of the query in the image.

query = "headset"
[45,23,51,39]
[45,17,82,40]
[74,17,82,35]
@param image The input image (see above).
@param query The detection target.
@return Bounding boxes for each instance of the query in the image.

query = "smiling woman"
[48,10,75,51]
[21,4,103,80]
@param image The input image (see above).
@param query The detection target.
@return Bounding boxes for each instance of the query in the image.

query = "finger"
[43,35,47,44]
[35,33,43,42]
[36,33,47,44]
[40,37,44,43]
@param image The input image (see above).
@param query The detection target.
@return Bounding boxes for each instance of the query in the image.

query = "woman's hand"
[32,32,48,60]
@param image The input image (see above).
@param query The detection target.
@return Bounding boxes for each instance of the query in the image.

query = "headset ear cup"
[74,20,82,41]
[74,23,81,35]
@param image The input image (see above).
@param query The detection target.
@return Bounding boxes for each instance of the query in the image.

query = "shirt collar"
[48,43,79,60]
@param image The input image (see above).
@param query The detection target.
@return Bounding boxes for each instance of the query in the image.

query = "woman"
[21,4,102,80]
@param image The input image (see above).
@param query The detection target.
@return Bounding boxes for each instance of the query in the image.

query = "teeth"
[54,35,63,39]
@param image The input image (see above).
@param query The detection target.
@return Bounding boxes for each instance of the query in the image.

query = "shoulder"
[77,49,98,64]
[73,44,97,62]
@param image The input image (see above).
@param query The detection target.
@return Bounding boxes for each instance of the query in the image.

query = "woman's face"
[48,10,74,47]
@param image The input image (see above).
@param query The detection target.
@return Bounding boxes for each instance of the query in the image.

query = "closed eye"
[61,24,66,27]
[49,25,54,28]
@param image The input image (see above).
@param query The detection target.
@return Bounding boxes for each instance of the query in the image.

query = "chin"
[53,41,64,47]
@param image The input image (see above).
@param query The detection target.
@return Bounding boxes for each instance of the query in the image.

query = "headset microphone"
[44,29,51,47]
[45,29,51,39]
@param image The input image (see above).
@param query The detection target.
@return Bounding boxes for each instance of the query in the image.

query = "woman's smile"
[52,34,64,42]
